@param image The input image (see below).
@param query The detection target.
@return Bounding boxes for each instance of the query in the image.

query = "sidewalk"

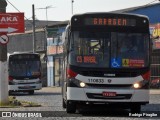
[37,87,160,94]
[36,87,61,93]
[150,89,160,94]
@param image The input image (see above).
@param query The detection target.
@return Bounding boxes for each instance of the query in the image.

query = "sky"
[5,0,160,21]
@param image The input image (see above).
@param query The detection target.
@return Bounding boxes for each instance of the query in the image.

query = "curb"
[150,90,160,94]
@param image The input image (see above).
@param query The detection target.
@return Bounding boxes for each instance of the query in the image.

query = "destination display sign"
[76,55,97,64]
[10,54,39,60]
[84,18,136,26]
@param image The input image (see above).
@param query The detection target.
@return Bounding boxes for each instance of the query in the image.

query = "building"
[111,2,160,87]
[46,21,68,86]
[25,20,59,31]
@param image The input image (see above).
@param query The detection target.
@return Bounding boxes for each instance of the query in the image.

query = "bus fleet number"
[88,79,104,83]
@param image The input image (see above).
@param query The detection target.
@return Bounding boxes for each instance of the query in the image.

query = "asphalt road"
[0,87,160,119]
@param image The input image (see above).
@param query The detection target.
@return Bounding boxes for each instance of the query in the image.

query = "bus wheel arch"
[62,98,67,108]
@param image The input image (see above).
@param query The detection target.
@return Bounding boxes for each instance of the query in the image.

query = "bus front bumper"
[67,87,149,103]
[8,83,42,91]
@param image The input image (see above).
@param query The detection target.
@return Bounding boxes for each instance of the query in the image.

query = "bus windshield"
[9,60,41,77]
[70,31,149,68]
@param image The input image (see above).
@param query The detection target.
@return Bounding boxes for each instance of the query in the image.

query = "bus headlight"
[68,78,87,88]
[133,80,149,89]
[80,82,86,87]
[133,83,140,89]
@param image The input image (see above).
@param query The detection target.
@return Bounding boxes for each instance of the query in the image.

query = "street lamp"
[36,5,55,25]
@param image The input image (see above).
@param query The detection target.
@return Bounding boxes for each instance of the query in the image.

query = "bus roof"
[8,52,39,56]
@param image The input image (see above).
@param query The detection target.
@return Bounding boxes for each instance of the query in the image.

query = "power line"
[6,0,32,24]
[146,0,160,6]
[6,0,21,12]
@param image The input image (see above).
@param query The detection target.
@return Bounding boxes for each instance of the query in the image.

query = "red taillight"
[67,68,77,78]
[142,71,150,80]
[9,76,13,81]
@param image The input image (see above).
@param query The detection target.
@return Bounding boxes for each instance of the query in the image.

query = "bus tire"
[28,90,34,95]
[66,101,76,113]
[130,105,141,113]
[62,98,66,108]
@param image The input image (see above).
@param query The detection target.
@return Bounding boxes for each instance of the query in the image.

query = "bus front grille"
[86,83,132,89]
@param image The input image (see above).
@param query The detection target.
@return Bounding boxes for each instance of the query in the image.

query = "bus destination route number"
[77,56,97,64]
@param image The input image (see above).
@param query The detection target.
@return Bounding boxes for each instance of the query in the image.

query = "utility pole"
[0,0,9,105]
[71,0,74,15]
[32,4,36,53]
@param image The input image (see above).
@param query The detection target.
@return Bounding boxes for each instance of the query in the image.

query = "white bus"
[62,13,151,113]
[8,52,42,95]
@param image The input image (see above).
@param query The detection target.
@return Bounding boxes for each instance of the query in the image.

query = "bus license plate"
[102,92,116,97]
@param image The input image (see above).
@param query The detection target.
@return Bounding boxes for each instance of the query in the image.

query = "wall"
[8,30,46,53]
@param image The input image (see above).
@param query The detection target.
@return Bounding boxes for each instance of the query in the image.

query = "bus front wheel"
[62,98,66,108]
[66,101,76,113]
